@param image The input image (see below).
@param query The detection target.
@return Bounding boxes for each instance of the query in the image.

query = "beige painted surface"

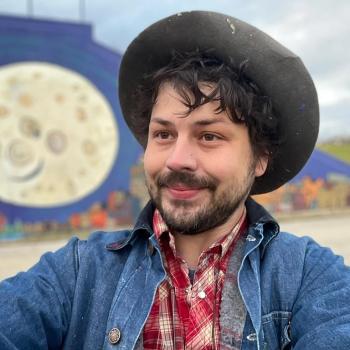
[0,240,68,281]
[280,214,350,264]
[0,214,349,281]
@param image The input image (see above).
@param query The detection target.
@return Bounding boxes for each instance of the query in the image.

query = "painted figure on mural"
[1,11,350,350]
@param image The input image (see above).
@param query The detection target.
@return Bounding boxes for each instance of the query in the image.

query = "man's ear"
[255,156,268,177]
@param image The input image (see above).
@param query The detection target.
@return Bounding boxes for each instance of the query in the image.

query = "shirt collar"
[152,207,247,258]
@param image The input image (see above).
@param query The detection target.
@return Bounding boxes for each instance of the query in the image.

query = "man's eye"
[201,133,220,141]
[155,131,171,139]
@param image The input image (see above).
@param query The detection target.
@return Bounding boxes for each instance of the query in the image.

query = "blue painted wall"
[0,15,142,224]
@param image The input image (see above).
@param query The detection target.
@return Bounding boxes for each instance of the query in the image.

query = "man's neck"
[173,203,246,269]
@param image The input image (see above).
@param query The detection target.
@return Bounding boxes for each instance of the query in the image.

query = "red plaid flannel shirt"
[143,208,247,349]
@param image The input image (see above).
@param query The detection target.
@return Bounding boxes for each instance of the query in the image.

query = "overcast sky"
[0,0,349,141]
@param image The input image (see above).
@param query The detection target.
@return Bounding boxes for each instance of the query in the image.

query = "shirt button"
[198,290,206,299]
[108,328,121,344]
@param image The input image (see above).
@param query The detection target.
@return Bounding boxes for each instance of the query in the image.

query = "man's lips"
[165,185,204,200]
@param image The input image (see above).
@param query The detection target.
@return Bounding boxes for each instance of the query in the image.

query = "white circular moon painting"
[0,62,119,207]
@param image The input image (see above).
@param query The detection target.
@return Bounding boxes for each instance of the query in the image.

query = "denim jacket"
[1,199,350,350]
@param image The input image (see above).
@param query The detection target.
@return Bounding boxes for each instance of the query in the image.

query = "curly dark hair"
[132,50,280,167]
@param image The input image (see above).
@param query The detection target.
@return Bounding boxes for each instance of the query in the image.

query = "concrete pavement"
[1,214,349,280]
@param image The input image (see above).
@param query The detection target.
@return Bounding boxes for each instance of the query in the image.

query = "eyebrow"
[194,119,227,126]
[150,117,227,127]
[149,117,174,126]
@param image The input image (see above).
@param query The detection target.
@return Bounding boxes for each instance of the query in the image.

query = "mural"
[254,149,350,214]
[0,15,141,240]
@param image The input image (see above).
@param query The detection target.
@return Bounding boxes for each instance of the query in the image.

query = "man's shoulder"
[76,229,134,254]
[271,231,311,248]
[264,230,348,272]
[86,229,133,244]
[268,230,323,256]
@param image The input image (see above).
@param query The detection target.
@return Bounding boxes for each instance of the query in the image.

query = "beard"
[146,161,256,235]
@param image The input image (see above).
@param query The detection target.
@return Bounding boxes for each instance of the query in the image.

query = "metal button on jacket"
[108,328,121,345]
[246,234,256,242]
[247,332,257,341]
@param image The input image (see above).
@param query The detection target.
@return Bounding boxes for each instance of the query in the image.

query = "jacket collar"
[105,201,155,251]
[245,197,280,255]
[106,197,279,253]
[134,200,155,233]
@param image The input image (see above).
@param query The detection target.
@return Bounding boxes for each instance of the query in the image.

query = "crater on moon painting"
[0,62,118,207]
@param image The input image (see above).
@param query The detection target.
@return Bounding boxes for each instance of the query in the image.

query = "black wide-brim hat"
[119,10,319,195]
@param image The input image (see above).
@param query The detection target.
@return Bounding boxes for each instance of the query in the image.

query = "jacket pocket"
[262,311,292,350]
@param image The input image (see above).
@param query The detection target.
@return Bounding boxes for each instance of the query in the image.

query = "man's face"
[144,83,267,234]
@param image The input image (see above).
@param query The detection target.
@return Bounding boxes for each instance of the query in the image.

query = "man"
[1,10,350,350]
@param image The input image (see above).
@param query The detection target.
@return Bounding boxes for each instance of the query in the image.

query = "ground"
[1,213,349,280]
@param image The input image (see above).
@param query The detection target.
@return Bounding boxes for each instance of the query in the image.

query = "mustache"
[156,171,218,191]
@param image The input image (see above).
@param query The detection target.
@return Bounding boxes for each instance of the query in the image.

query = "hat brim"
[118,10,319,194]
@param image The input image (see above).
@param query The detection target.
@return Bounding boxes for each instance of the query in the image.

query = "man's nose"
[165,137,197,172]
